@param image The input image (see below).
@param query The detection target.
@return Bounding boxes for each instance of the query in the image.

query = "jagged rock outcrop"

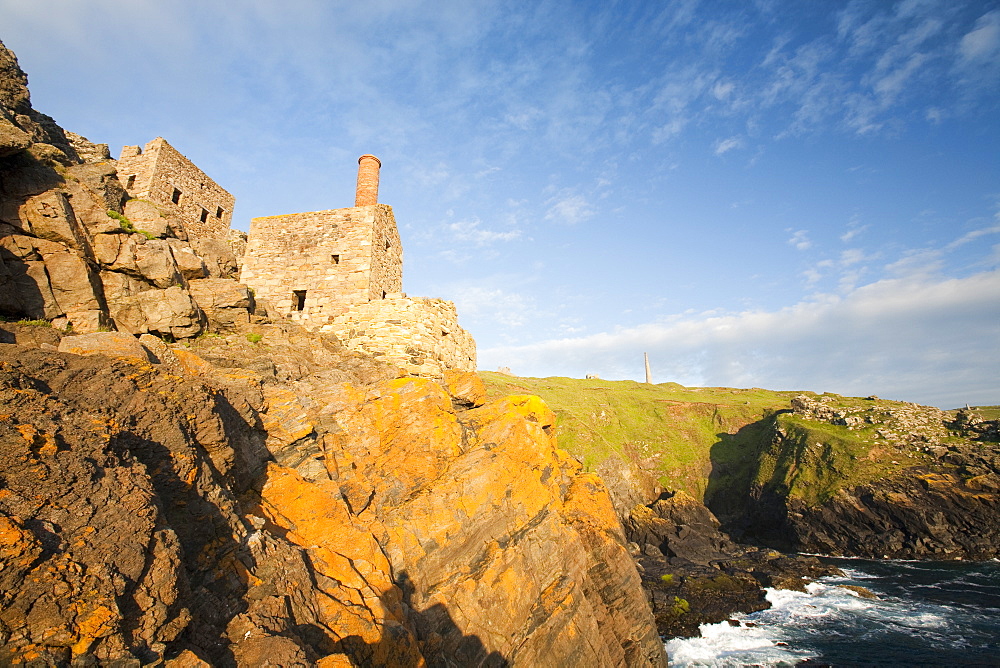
[622,490,840,638]
[0,39,241,337]
[743,396,1000,559]
[0,326,667,666]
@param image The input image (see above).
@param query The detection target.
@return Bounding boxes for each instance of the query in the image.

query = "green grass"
[480,373,990,514]
[480,373,802,501]
[106,209,155,239]
[967,406,1000,420]
[246,332,263,344]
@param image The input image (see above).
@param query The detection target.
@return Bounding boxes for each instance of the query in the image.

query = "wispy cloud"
[544,191,594,225]
[959,10,1000,63]
[445,219,522,246]
[840,217,869,242]
[787,229,812,251]
[946,223,1000,250]
[713,136,743,155]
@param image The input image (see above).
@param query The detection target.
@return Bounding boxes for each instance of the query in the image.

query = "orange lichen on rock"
[255,463,425,666]
[261,385,315,448]
[442,368,487,407]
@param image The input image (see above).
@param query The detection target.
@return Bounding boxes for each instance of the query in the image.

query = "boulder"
[0,115,30,157]
[0,233,107,331]
[186,278,253,331]
[110,285,204,339]
[442,368,487,407]
[64,131,111,163]
[64,162,127,226]
[58,331,156,362]
[166,239,208,280]
[189,236,239,278]
[133,238,184,288]
[91,231,134,266]
[123,198,174,239]
[17,189,89,250]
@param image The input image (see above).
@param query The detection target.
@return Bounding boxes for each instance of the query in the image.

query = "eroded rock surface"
[0,338,667,666]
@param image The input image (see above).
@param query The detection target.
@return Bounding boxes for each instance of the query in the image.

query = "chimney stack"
[355,154,381,206]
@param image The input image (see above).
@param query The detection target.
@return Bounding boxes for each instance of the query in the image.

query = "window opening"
[171,188,181,204]
[385,240,391,250]
[216,207,224,218]
[331,254,340,264]
[199,208,209,223]
[293,290,307,311]
[382,291,387,299]
[125,175,136,189]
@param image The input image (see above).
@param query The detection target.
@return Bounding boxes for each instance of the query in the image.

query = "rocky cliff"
[0,325,667,666]
[743,395,1000,559]
[481,374,1000,637]
[0,40,667,665]
[0,39,246,338]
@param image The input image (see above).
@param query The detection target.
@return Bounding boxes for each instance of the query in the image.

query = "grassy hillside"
[480,373,992,518]
[480,373,800,504]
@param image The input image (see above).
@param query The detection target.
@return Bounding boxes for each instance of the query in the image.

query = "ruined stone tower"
[117,137,235,239]
[239,156,476,377]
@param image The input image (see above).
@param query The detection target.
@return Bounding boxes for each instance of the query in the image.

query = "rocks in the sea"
[624,488,842,639]
[837,584,878,599]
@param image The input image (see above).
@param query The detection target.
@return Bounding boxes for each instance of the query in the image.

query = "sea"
[665,558,1000,667]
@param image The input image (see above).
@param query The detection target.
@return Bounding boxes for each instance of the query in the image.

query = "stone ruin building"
[239,155,477,377]
[117,137,234,240]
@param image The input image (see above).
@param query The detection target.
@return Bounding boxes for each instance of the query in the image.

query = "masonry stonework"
[240,204,401,317]
[327,297,476,377]
[117,137,235,240]
[239,156,476,377]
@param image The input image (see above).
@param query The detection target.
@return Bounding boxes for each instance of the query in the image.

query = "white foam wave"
[665,583,890,666]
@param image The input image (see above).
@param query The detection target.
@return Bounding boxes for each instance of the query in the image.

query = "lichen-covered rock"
[442,368,487,407]
[315,383,668,667]
[0,346,267,664]
[57,331,157,362]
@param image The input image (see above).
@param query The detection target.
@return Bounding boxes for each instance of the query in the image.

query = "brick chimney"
[355,154,381,206]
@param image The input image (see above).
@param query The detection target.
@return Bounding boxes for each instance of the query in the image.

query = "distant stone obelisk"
[644,352,652,384]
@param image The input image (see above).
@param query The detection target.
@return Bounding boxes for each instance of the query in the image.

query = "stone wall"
[320,296,477,376]
[240,204,402,322]
[117,137,234,240]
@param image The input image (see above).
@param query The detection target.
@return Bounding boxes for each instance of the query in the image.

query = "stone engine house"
[240,156,476,377]
[117,137,235,240]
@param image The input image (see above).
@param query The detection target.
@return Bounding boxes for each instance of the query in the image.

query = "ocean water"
[665,558,1000,667]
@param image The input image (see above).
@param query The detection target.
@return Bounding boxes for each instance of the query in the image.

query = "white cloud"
[947,223,1000,250]
[713,136,744,155]
[480,269,1000,407]
[712,80,735,100]
[544,192,594,225]
[787,229,812,250]
[445,219,521,246]
[840,218,869,242]
[959,10,1000,63]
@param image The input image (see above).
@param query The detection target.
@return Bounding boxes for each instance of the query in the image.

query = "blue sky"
[2,0,998,407]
